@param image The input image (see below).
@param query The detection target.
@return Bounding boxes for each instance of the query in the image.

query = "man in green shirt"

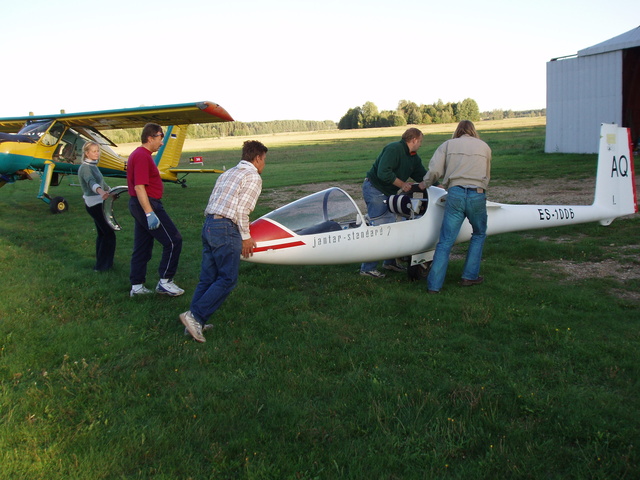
[360,127,426,278]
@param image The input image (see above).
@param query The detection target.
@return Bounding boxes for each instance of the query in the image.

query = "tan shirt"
[423,134,491,190]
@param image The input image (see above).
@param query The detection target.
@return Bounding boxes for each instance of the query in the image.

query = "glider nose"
[248,217,306,259]
[249,218,294,243]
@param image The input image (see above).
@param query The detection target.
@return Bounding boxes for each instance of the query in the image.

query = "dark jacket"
[365,140,426,196]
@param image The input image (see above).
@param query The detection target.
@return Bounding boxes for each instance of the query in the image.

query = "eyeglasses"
[153,133,165,138]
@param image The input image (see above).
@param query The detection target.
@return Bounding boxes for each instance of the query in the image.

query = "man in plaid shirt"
[180,140,267,343]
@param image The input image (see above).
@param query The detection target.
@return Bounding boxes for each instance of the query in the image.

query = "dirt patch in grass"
[263,178,602,211]
[489,178,595,205]
[491,179,639,300]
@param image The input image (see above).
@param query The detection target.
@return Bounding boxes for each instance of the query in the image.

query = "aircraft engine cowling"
[102,185,129,231]
[387,194,412,216]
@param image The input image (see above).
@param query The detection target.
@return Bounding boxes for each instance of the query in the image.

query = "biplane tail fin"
[593,123,638,225]
[155,125,188,174]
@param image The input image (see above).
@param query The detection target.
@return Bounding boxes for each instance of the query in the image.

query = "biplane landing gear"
[50,196,69,214]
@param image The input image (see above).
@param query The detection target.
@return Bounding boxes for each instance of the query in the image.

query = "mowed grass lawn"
[1,118,639,479]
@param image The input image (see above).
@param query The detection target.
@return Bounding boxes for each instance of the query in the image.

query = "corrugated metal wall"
[545,51,623,153]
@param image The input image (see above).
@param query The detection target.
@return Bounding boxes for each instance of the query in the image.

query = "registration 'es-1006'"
[538,208,575,221]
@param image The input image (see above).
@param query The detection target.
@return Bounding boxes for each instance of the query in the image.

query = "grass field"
[1,118,638,479]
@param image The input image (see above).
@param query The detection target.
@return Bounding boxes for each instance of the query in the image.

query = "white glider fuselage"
[245,124,637,266]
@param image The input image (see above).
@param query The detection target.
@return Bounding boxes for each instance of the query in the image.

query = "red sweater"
[127,146,163,199]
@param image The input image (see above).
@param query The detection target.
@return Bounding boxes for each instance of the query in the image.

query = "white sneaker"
[130,284,154,297]
[156,279,184,296]
[179,311,205,343]
[184,324,214,336]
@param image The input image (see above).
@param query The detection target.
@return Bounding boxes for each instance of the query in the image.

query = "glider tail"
[593,123,638,225]
[155,125,188,177]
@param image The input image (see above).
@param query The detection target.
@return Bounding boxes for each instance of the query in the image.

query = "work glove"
[146,212,161,230]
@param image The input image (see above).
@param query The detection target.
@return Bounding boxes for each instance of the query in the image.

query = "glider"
[243,123,637,278]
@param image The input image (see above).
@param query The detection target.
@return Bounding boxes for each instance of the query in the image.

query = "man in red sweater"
[127,123,183,297]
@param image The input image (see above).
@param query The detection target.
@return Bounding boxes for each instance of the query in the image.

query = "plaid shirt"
[204,160,262,239]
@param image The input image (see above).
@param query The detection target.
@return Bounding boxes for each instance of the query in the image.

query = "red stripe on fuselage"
[253,240,306,253]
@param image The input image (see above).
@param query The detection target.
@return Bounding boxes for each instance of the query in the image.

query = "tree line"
[481,108,546,120]
[338,98,482,129]
[106,119,338,144]
[337,99,545,130]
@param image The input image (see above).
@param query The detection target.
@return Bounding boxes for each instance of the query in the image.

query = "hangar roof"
[578,25,640,57]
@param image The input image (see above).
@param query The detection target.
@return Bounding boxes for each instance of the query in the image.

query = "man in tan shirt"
[419,120,491,293]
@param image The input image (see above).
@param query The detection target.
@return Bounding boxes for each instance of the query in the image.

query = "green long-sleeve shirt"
[365,140,427,196]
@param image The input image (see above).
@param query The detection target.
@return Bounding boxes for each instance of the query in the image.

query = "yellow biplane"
[0,101,233,213]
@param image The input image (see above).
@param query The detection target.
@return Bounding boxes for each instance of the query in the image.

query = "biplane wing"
[0,101,234,213]
[0,101,233,133]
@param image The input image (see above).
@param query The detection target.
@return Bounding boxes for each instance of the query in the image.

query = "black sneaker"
[383,261,406,272]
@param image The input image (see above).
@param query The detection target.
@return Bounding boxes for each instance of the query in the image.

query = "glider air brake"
[0,101,233,213]
[244,123,637,274]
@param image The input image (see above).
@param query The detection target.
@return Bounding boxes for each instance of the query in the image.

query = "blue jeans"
[360,179,398,272]
[190,216,242,325]
[427,187,487,291]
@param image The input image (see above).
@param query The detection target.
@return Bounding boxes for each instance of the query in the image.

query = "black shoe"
[460,276,484,287]
[383,261,406,272]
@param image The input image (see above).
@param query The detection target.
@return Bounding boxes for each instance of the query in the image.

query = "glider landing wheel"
[50,196,69,214]
[408,261,431,282]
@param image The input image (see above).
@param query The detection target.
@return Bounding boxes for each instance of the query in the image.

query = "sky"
[2,0,638,123]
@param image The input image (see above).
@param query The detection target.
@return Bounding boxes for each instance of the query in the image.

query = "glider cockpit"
[257,187,364,238]
[255,186,432,234]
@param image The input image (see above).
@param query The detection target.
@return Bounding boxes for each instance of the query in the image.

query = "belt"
[454,186,485,193]
[210,214,233,221]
